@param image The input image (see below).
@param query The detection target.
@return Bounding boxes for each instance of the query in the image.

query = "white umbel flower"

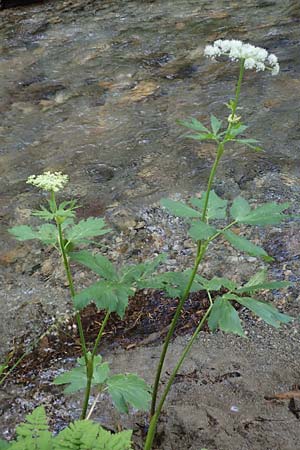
[27,171,69,192]
[204,39,280,75]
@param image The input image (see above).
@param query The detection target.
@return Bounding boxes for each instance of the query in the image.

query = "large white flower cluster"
[204,39,280,75]
[27,171,69,192]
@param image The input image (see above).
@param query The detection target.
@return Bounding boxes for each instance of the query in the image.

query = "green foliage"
[9,224,57,245]
[54,355,151,414]
[188,221,217,241]
[71,253,165,315]
[190,191,228,220]
[208,297,245,337]
[230,198,290,225]
[210,114,222,135]
[1,407,133,450]
[7,406,52,450]
[142,270,205,297]
[54,354,109,394]
[160,198,201,218]
[222,229,273,261]
[107,374,152,414]
[32,200,78,222]
[70,251,118,280]
[224,293,293,328]
[64,218,111,245]
[53,420,132,450]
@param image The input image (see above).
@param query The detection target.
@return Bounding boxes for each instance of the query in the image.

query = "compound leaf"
[188,221,217,241]
[226,294,293,328]
[74,281,133,317]
[210,114,222,135]
[190,191,228,220]
[107,374,151,414]
[223,230,273,261]
[53,420,133,450]
[65,217,111,244]
[161,199,201,218]
[9,225,38,241]
[54,355,109,394]
[230,197,251,221]
[178,117,210,133]
[70,251,118,280]
[208,297,244,337]
[235,202,290,226]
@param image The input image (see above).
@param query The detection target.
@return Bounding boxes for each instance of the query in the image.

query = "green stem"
[81,311,111,420]
[144,303,213,450]
[56,220,88,366]
[92,311,110,359]
[150,243,207,416]
[147,59,246,441]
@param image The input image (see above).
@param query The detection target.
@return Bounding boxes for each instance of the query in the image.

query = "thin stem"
[231,59,245,120]
[56,220,88,366]
[92,311,110,359]
[86,392,101,420]
[80,311,111,420]
[150,244,207,416]
[200,142,224,223]
[144,303,213,450]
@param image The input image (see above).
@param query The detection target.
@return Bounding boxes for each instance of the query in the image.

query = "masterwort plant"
[1,40,294,450]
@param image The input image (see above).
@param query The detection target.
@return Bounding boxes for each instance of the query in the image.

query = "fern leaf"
[53,420,133,450]
[10,406,52,450]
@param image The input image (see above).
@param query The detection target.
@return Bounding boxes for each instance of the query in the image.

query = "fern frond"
[53,420,133,450]
[10,406,52,450]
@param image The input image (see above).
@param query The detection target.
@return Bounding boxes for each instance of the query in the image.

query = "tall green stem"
[150,244,207,416]
[148,60,246,440]
[145,303,213,450]
[80,310,111,420]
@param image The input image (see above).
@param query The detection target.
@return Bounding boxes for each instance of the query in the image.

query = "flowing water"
[1,0,300,220]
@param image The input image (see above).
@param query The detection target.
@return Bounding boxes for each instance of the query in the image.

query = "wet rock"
[119,81,160,103]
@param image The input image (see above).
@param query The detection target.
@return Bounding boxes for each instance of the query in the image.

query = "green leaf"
[12,406,52,450]
[198,276,237,291]
[9,225,38,241]
[185,133,214,141]
[121,254,166,286]
[178,118,210,133]
[230,197,251,221]
[160,199,201,218]
[243,269,267,288]
[210,114,222,135]
[208,297,245,336]
[143,270,205,297]
[65,217,111,245]
[226,294,293,328]
[228,124,248,137]
[107,374,151,414]
[54,355,110,394]
[70,251,118,280]
[235,202,290,226]
[236,280,292,294]
[190,190,228,220]
[188,221,217,241]
[223,230,273,261]
[36,224,57,245]
[0,440,10,449]
[53,420,133,450]
[235,138,262,151]
[74,281,133,317]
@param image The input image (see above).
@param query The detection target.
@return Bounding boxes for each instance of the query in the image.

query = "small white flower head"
[204,39,280,75]
[228,113,241,124]
[27,171,69,192]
